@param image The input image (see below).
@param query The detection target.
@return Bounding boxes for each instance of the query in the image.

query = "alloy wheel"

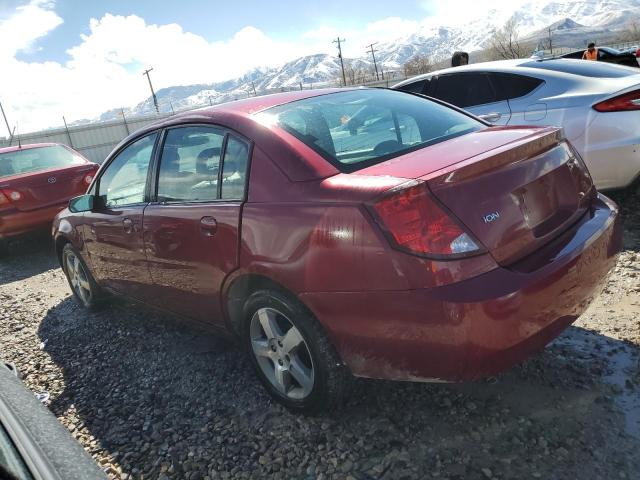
[65,251,92,306]
[249,307,315,400]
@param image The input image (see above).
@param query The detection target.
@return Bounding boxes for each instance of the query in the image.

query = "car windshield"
[0,146,85,179]
[258,89,483,171]
[0,424,32,480]
[521,59,640,78]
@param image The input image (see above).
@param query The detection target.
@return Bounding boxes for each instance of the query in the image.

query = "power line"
[142,68,160,114]
[366,42,380,81]
[333,37,347,86]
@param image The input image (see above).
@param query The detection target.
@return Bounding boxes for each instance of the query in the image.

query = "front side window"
[258,89,482,171]
[157,126,225,202]
[0,145,85,179]
[98,133,157,208]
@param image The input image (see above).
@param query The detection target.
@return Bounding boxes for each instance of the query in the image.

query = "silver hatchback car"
[393,59,640,190]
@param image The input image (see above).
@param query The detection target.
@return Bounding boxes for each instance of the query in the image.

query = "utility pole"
[547,27,554,55]
[142,68,160,114]
[333,37,347,86]
[0,99,11,138]
[366,42,380,81]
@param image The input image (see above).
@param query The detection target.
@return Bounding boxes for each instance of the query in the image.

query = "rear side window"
[156,126,250,203]
[432,73,497,108]
[157,126,225,202]
[489,73,544,101]
[521,59,640,78]
[258,89,482,171]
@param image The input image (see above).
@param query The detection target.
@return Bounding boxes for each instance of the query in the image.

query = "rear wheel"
[61,244,103,310]
[243,289,350,413]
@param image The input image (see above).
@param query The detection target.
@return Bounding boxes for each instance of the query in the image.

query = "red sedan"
[53,88,621,412]
[0,143,98,253]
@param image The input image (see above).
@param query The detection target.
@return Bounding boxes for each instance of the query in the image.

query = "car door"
[429,72,511,125]
[83,132,158,299]
[486,72,546,124]
[143,125,250,327]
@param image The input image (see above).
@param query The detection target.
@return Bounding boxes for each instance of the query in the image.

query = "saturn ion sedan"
[53,88,621,412]
[0,143,98,254]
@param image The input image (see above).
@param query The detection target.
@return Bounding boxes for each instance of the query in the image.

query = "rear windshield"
[521,59,640,78]
[0,145,85,179]
[258,89,483,171]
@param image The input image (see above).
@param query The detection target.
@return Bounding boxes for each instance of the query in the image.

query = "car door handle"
[122,217,134,234]
[478,112,502,123]
[200,216,217,236]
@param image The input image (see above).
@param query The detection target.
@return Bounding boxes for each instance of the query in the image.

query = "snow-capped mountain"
[97,0,640,121]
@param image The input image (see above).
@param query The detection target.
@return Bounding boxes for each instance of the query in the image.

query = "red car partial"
[52,88,621,412]
[0,143,98,252]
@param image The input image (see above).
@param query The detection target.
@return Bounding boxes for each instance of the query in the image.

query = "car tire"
[61,243,103,310]
[243,289,350,413]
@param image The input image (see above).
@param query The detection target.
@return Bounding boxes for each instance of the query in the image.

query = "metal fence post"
[121,108,130,135]
[62,116,74,148]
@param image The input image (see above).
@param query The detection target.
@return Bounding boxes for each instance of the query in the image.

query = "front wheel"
[61,244,103,310]
[243,289,350,413]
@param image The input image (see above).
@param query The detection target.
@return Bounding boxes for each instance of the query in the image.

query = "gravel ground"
[0,190,639,480]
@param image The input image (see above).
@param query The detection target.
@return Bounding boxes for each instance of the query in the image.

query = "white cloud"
[0,0,62,58]
[0,0,516,133]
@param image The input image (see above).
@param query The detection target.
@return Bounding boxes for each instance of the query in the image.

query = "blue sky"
[0,0,490,132]
[10,0,432,64]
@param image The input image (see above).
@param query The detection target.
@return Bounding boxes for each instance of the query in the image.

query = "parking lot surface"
[1,190,639,480]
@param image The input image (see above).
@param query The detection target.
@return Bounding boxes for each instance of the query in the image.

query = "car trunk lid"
[0,163,97,212]
[423,128,594,265]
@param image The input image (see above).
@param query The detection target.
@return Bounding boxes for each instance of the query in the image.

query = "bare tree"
[403,54,433,77]
[487,18,528,60]
[615,21,640,42]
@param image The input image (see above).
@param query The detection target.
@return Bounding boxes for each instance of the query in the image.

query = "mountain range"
[95,0,640,122]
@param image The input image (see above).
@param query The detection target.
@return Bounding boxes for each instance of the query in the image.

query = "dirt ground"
[0,189,638,480]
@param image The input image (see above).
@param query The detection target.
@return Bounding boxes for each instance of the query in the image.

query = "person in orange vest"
[582,42,598,61]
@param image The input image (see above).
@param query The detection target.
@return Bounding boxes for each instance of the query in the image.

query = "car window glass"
[433,73,496,108]
[0,424,33,480]
[221,136,249,200]
[0,145,85,179]
[157,126,225,203]
[397,79,429,95]
[98,133,157,208]
[260,89,482,171]
[490,73,544,101]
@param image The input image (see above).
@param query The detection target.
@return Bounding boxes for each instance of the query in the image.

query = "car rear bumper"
[300,194,622,382]
[0,202,68,239]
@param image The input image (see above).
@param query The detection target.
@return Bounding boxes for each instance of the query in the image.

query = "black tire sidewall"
[61,244,101,310]
[242,289,332,413]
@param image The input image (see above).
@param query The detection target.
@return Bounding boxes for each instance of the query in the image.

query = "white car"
[393,59,640,190]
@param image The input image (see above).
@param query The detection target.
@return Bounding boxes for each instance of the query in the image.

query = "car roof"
[0,143,63,154]
[178,87,350,117]
[392,57,639,88]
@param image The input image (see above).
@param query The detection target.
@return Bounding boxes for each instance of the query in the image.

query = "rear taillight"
[371,182,481,258]
[0,189,20,211]
[83,174,94,186]
[593,89,640,112]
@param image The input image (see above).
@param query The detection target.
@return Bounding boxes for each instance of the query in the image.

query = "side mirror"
[68,194,94,213]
